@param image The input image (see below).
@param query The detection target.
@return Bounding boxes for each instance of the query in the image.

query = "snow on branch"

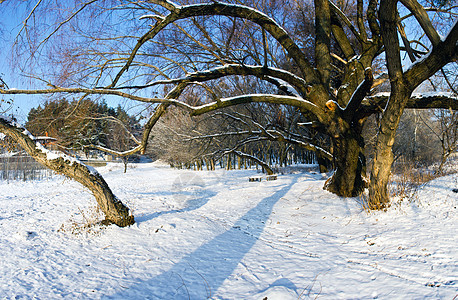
[149,0,178,12]
[139,14,165,23]
[0,115,95,174]
[365,92,458,111]
[190,94,320,116]
[0,115,134,226]
[114,0,318,87]
[188,65,308,95]
[110,64,309,97]
[84,144,143,158]
[343,67,374,120]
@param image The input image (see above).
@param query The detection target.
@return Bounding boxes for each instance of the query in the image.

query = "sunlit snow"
[0,162,456,299]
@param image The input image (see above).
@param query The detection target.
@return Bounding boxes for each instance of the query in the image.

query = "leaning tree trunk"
[0,116,134,227]
[324,132,368,197]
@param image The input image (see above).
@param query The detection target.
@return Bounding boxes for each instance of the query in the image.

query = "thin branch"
[397,14,417,63]
[227,150,274,175]
[399,0,441,47]
[113,1,319,87]
[328,0,365,45]
[15,0,43,42]
[441,68,458,95]
[33,0,97,55]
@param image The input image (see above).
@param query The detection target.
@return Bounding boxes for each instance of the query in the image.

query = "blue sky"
[0,2,140,124]
[0,3,39,123]
[1,1,455,124]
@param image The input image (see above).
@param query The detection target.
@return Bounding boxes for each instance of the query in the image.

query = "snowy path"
[0,163,456,299]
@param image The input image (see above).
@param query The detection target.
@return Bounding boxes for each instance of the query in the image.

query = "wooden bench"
[266,175,278,181]
[249,176,262,182]
[249,175,278,182]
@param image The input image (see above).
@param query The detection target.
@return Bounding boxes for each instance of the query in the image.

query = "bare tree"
[368,0,458,208]
[0,0,456,215]
[416,108,458,174]
[151,98,329,174]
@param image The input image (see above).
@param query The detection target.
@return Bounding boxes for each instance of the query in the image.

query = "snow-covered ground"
[0,162,456,299]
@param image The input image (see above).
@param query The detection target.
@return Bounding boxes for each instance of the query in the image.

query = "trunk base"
[323,135,367,197]
[368,144,394,210]
[101,215,135,227]
[324,169,368,197]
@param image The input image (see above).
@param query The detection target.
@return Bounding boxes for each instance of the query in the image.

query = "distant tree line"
[26,98,141,156]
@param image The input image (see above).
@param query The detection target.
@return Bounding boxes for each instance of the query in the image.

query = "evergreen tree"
[26,99,140,153]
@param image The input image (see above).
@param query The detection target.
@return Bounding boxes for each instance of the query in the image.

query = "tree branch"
[404,20,458,89]
[328,0,365,45]
[114,1,319,86]
[190,94,322,119]
[379,0,405,85]
[315,0,332,86]
[330,10,356,60]
[0,115,134,226]
[357,0,368,42]
[111,64,309,97]
[399,0,441,47]
[345,67,374,120]
[227,150,274,175]
[363,92,458,111]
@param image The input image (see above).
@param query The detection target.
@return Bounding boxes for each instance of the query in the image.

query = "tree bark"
[324,132,367,197]
[0,116,134,227]
[368,86,411,208]
[368,0,458,209]
[122,157,128,173]
[316,152,331,173]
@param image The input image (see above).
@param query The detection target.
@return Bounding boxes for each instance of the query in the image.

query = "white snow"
[372,91,458,100]
[0,163,457,299]
[139,14,164,21]
[267,77,300,96]
[411,91,458,99]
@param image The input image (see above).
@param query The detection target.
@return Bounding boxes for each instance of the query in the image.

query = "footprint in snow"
[15,231,38,241]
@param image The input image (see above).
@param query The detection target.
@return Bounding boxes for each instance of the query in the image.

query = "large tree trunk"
[368,88,410,209]
[324,133,367,197]
[0,116,135,227]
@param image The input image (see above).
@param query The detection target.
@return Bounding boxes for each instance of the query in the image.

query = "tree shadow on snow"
[107,177,298,299]
[135,190,218,223]
[135,172,218,223]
